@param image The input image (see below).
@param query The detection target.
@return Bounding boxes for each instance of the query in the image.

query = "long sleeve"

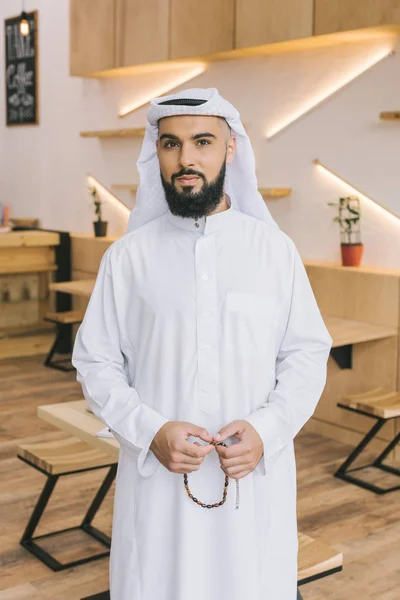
[71,247,170,477]
[245,242,333,476]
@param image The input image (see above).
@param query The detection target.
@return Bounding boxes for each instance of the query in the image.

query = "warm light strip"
[313,159,400,223]
[266,49,394,139]
[118,65,206,118]
[87,174,131,216]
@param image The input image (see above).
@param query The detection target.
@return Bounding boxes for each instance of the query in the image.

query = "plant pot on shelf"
[93,220,108,237]
[341,243,364,267]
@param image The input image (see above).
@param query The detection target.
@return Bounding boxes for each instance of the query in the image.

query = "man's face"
[156,115,236,218]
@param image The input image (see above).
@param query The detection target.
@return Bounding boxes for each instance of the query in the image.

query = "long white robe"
[72,201,332,600]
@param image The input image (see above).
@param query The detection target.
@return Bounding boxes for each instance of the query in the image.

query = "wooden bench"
[43,309,85,371]
[335,388,400,494]
[18,437,118,572]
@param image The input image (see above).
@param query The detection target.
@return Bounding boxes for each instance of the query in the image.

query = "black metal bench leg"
[20,473,59,543]
[43,324,75,372]
[373,431,400,466]
[335,417,386,476]
[43,329,61,368]
[19,464,116,571]
[334,413,400,494]
[81,464,118,546]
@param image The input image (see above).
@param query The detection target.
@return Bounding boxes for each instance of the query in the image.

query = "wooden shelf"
[80,128,146,138]
[259,187,292,199]
[380,112,400,121]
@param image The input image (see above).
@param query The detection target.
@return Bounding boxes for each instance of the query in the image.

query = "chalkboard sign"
[4,11,38,126]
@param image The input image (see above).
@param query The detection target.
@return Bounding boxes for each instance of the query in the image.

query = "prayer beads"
[183,441,229,509]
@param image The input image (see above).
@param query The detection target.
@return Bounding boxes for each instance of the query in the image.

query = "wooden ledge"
[380,112,400,121]
[80,128,146,138]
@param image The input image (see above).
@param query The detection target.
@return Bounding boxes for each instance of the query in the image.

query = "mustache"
[172,169,205,182]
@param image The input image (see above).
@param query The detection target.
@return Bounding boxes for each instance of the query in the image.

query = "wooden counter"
[0,231,60,359]
[0,231,60,274]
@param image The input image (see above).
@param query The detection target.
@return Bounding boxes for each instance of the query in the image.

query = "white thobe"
[72,200,332,600]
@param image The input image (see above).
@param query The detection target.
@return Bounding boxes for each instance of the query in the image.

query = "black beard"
[160,158,226,219]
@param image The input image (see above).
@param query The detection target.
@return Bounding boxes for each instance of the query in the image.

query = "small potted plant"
[89,186,108,237]
[328,195,363,267]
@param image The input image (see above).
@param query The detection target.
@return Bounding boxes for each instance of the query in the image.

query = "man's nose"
[179,144,196,168]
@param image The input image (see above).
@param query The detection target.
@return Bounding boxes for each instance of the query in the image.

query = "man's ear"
[226,135,236,165]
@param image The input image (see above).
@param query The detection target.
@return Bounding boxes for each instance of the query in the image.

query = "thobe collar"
[166,194,236,234]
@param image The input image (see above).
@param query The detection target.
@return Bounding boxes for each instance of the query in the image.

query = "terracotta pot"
[341,243,364,267]
[93,220,108,237]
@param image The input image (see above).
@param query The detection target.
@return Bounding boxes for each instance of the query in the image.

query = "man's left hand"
[212,420,264,479]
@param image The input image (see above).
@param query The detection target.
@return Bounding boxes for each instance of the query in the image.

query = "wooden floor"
[0,356,399,599]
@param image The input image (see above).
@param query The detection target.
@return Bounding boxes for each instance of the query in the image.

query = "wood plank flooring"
[0,356,399,599]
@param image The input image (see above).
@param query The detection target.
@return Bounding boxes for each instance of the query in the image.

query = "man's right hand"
[150,422,215,473]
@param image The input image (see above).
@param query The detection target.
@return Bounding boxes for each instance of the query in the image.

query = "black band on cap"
[157,98,207,106]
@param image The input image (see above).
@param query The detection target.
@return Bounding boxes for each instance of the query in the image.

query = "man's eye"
[164,141,179,148]
[197,139,210,145]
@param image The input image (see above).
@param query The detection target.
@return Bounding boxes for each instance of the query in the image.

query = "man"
[72,87,332,600]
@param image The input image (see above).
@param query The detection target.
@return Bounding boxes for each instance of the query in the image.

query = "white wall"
[1,0,399,266]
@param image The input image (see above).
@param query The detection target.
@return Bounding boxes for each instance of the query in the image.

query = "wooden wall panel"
[314,0,400,36]
[170,0,234,59]
[235,0,313,48]
[116,0,169,67]
[305,263,400,329]
[70,0,116,75]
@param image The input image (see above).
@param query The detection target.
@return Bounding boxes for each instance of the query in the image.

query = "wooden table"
[39,399,343,595]
[38,400,118,457]
[324,315,397,349]
[49,279,96,298]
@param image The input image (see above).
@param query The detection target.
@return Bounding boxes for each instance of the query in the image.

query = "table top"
[0,230,60,248]
[49,279,96,297]
[38,400,119,457]
[324,315,397,348]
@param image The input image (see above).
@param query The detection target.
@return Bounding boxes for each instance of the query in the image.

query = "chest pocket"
[223,292,276,360]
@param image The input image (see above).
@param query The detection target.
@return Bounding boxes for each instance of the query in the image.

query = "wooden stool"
[18,437,117,571]
[43,310,85,371]
[298,531,343,586]
[335,388,400,494]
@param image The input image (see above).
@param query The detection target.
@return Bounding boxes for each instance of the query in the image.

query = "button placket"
[195,235,220,414]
